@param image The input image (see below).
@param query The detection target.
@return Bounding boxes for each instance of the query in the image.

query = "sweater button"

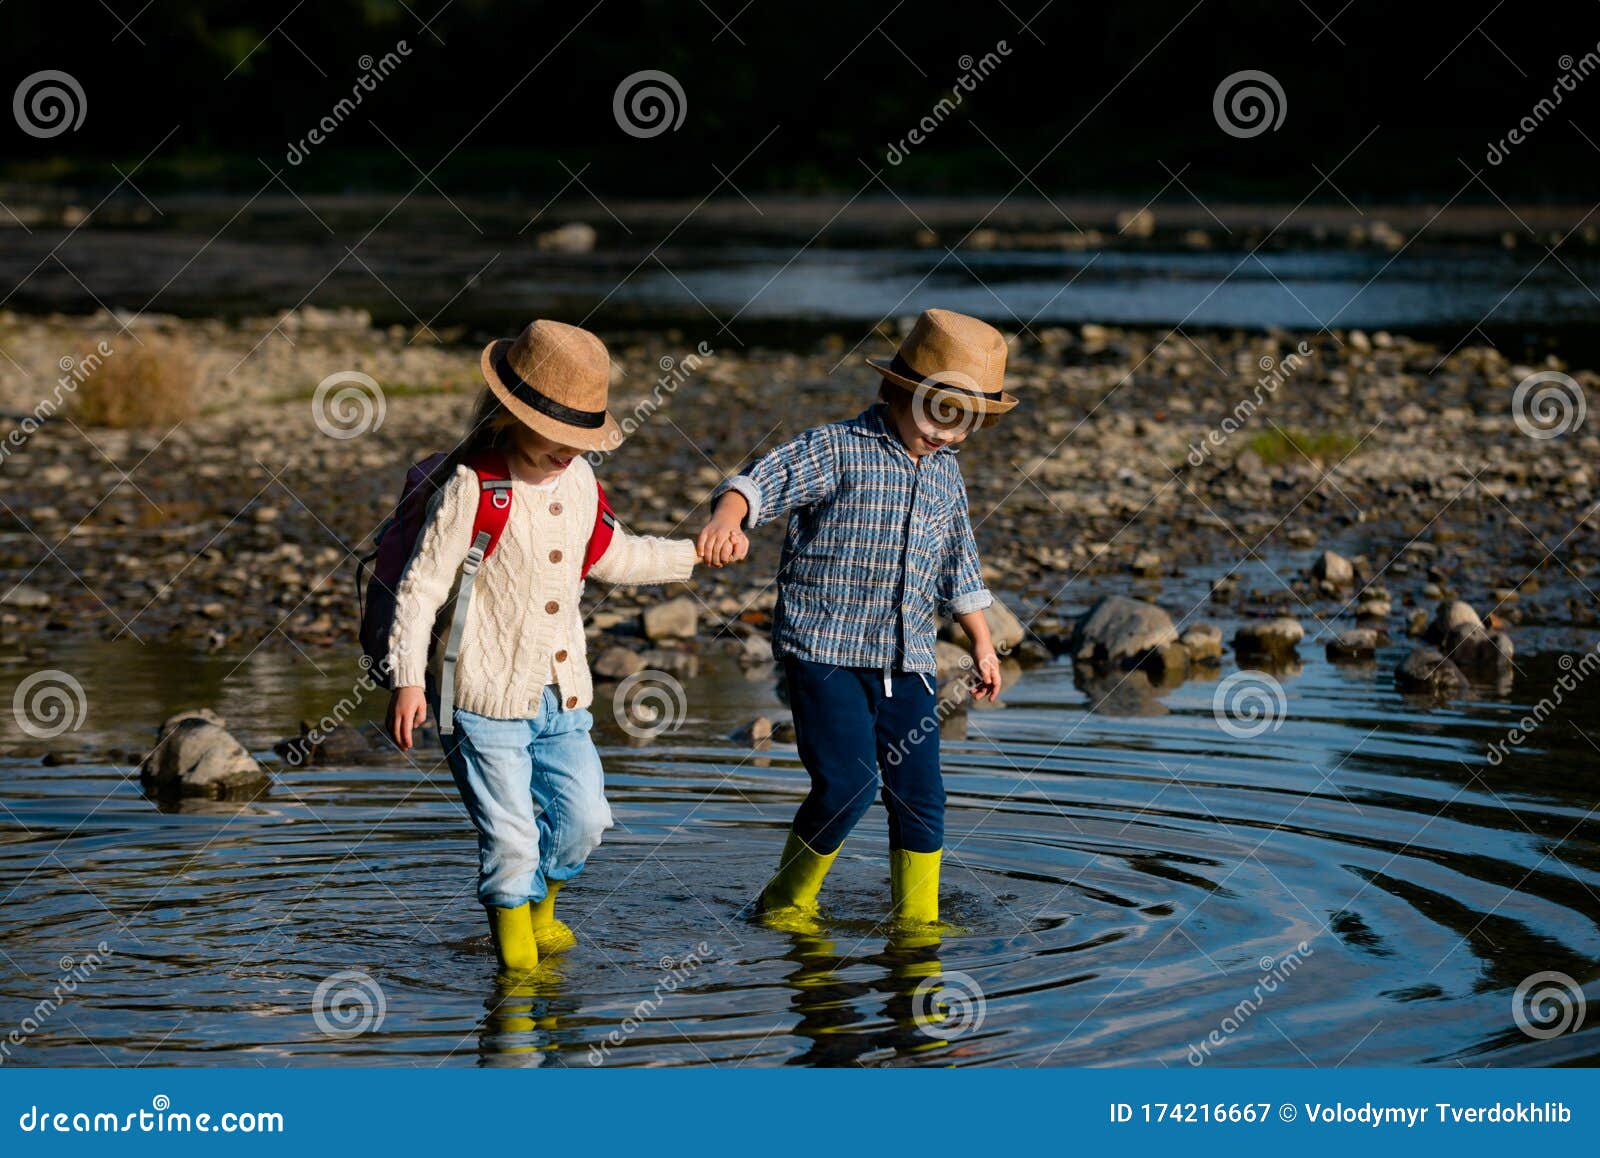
[565,696,577,709]
[549,549,563,563]
[554,649,568,662]
[549,502,563,515]
[545,600,559,614]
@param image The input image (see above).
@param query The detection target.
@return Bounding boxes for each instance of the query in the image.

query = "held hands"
[969,645,1003,702]
[387,686,427,751]
[695,502,750,569]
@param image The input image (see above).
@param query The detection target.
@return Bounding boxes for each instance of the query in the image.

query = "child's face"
[510,426,582,479]
[883,386,975,458]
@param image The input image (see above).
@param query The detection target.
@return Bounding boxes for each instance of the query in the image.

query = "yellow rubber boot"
[487,903,539,974]
[530,881,578,956]
[890,848,941,926]
[758,831,839,915]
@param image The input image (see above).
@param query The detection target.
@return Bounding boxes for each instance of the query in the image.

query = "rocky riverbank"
[0,308,1595,758]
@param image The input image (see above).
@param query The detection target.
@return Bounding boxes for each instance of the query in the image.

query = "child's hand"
[388,686,427,751]
[696,513,749,568]
[969,646,1003,702]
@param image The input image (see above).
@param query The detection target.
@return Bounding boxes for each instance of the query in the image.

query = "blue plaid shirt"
[715,405,992,675]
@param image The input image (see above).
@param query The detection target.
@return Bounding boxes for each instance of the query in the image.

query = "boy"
[697,308,1015,927]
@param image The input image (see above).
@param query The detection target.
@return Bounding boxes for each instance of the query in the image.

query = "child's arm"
[954,608,1002,701]
[939,487,1002,700]
[385,468,476,749]
[698,425,839,565]
[587,525,697,587]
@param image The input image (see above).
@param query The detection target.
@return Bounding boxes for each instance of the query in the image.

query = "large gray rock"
[1442,622,1514,679]
[1423,599,1482,644]
[1394,647,1468,697]
[1069,596,1178,666]
[141,709,268,798]
[642,596,698,640]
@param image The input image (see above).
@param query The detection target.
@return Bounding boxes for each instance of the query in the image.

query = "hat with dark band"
[479,319,623,452]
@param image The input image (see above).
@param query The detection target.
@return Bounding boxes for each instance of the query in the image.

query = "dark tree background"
[4,0,1599,199]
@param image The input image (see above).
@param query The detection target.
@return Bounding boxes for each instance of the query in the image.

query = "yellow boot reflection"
[880,928,955,1058]
[480,961,569,1064]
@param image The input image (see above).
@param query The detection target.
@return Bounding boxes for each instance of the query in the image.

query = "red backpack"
[357,448,615,731]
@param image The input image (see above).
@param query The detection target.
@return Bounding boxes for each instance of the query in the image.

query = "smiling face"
[508,425,583,482]
[880,381,975,459]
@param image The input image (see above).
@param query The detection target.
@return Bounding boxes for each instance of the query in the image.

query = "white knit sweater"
[388,456,696,718]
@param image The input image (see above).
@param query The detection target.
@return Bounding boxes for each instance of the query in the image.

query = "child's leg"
[441,709,544,970]
[441,709,543,909]
[786,659,881,855]
[875,672,944,923]
[873,672,944,853]
[526,686,613,899]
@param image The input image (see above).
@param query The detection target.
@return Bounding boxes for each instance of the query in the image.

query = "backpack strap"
[581,480,616,579]
[438,449,514,735]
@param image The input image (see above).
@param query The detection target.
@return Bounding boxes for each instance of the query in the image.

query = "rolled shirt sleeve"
[938,486,993,617]
[711,425,839,529]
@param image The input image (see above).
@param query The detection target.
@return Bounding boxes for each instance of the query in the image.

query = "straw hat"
[479,320,623,452]
[867,308,1018,421]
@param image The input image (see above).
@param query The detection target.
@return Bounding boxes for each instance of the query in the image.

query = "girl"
[387,319,697,975]
[696,308,1013,928]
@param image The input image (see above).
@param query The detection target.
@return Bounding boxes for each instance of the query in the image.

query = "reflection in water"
[781,930,955,1067]
[1,638,1598,1067]
[479,965,580,1068]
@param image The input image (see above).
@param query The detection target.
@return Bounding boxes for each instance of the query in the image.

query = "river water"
[2,627,1597,1067]
[2,212,1597,1066]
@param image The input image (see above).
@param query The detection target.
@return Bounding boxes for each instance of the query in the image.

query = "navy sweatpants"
[784,657,945,854]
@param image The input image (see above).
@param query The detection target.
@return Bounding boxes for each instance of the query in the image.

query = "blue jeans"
[439,686,614,909]
[784,657,945,854]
